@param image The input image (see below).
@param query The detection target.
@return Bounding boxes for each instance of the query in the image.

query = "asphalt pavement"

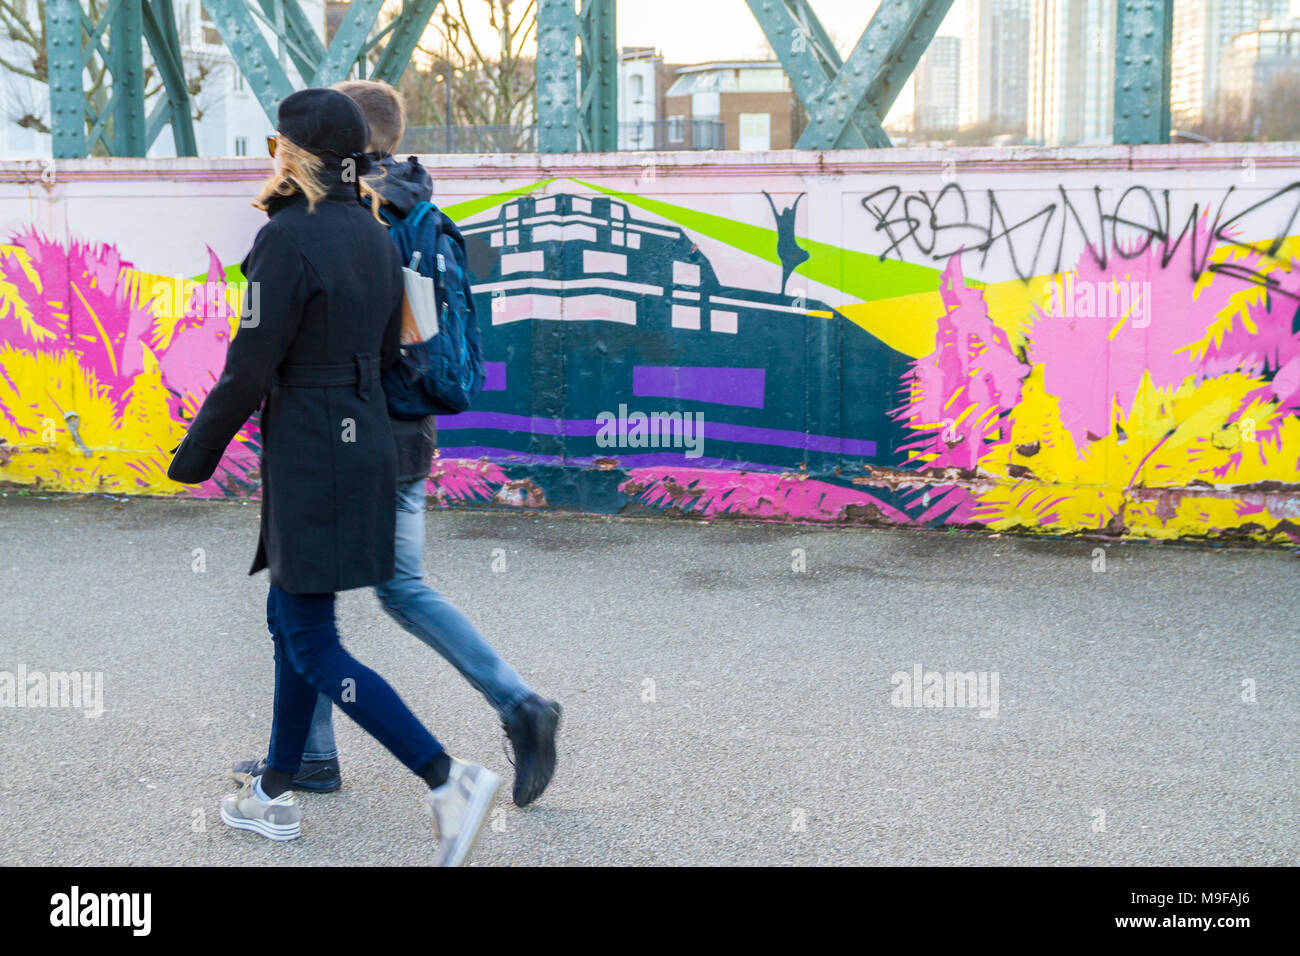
[1,493,1296,865]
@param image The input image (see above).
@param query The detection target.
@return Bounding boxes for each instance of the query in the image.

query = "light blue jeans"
[300,477,533,762]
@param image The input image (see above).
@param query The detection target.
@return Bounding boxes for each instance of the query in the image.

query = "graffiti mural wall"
[2,146,1298,541]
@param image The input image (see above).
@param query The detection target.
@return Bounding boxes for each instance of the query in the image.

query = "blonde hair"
[254,133,384,221]
[332,79,407,154]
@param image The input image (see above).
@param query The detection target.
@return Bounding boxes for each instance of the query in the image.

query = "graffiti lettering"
[861,182,1300,298]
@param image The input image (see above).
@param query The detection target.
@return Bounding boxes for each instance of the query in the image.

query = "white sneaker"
[428,759,501,866]
[220,778,302,841]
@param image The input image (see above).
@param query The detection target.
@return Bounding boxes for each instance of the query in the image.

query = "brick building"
[662,61,805,151]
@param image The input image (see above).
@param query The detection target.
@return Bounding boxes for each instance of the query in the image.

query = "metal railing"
[617,119,726,150]
[398,120,727,154]
[398,125,538,154]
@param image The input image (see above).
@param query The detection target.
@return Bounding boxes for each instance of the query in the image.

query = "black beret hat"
[276,88,371,163]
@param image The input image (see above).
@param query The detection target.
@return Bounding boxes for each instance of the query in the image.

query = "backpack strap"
[372,199,434,230]
[406,201,436,232]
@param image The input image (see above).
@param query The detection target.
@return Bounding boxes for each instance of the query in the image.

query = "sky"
[437,0,1300,66]
[429,1,966,65]
[608,0,965,125]
[616,0,965,64]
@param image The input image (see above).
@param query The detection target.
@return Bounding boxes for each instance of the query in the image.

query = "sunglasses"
[266,134,278,158]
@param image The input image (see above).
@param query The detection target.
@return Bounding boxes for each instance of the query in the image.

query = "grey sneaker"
[428,759,501,867]
[220,779,302,841]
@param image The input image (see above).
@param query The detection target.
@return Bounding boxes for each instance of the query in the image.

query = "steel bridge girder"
[537,0,579,153]
[46,0,88,158]
[311,0,385,85]
[200,0,296,119]
[578,0,617,152]
[372,0,445,86]
[1114,0,1173,145]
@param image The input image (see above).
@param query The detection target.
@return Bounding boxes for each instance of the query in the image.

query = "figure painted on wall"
[763,190,810,296]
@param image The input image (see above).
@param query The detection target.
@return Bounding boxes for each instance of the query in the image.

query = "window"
[738,113,771,151]
[200,4,221,46]
[668,115,685,143]
[691,91,721,119]
[233,66,244,92]
[531,224,592,243]
[501,251,545,274]
[736,68,788,92]
[671,304,701,329]
[583,250,627,275]
[711,310,738,334]
[234,137,248,156]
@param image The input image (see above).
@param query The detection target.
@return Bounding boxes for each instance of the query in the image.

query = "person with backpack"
[231,79,562,812]
[170,88,501,864]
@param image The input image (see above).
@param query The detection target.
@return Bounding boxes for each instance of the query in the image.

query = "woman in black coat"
[168,89,500,863]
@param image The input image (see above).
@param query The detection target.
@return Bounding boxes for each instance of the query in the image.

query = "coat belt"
[275,354,379,400]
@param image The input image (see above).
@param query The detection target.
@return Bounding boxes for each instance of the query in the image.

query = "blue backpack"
[380,200,485,419]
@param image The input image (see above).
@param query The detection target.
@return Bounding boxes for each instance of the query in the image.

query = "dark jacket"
[168,169,405,594]
[370,152,437,483]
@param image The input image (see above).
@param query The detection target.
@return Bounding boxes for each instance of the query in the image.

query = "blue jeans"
[265,585,444,777]
[298,477,533,762]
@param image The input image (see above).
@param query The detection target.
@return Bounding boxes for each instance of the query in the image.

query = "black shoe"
[229,757,343,794]
[503,695,562,807]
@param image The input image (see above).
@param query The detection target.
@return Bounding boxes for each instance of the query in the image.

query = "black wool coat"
[168,175,405,594]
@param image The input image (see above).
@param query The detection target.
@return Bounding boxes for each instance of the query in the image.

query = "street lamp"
[433,66,464,152]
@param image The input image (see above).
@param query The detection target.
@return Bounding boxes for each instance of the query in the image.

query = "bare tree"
[0,0,110,141]
[1189,70,1300,143]
[0,0,219,152]
[398,0,536,143]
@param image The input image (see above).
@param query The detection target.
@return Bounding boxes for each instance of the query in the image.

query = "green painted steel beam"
[200,0,296,119]
[45,0,440,155]
[46,0,87,158]
[142,0,197,155]
[854,0,954,139]
[1114,0,1173,144]
[747,0,954,149]
[203,1,439,122]
[577,0,617,152]
[372,0,445,85]
[747,0,890,147]
[79,0,118,70]
[799,0,955,149]
[537,0,578,153]
[83,81,123,153]
[255,0,326,81]
[745,1,844,122]
[311,0,385,84]
[538,0,616,153]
